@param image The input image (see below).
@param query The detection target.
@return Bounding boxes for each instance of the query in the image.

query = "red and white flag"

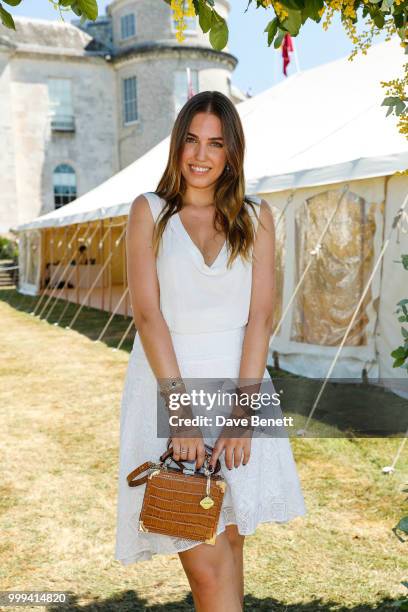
[186,67,194,99]
[281,33,294,76]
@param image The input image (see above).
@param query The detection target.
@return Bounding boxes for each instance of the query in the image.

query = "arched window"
[53,164,77,209]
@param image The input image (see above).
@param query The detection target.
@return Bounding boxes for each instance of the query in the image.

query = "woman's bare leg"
[178,531,242,612]
[225,525,245,606]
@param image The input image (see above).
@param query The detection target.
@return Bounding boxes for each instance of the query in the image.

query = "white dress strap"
[143,192,164,223]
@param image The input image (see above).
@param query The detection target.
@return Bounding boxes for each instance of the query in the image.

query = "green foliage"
[208,9,228,50]
[0,3,16,29]
[382,95,408,117]
[391,286,408,369]
[391,256,408,369]
[197,0,213,32]
[390,257,408,609]
[0,0,98,28]
[394,515,408,538]
[0,237,18,260]
[1,0,406,59]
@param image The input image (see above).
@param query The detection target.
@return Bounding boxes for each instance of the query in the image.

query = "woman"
[115,91,306,611]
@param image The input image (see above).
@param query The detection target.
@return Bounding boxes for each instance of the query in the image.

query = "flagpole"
[292,36,301,73]
[186,66,194,98]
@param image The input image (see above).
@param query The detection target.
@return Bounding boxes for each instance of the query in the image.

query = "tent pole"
[64,226,68,303]
[298,189,408,437]
[55,223,100,326]
[87,224,92,308]
[101,219,105,312]
[76,225,82,305]
[122,220,128,318]
[371,176,391,369]
[96,286,130,343]
[67,224,126,329]
[108,220,112,312]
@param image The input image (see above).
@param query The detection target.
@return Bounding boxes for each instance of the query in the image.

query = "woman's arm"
[238,198,276,378]
[209,199,276,470]
[126,194,205,467]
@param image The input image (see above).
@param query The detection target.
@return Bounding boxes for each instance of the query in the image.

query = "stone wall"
[3,52,118,231]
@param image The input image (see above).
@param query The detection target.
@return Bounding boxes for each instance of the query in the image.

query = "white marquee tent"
[15,36,408,397]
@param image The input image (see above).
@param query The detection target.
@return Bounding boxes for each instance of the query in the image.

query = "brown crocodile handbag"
[126,442,226,545]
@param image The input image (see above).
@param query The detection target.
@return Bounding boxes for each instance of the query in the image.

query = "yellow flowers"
[185,0,196,17]
[171,0,195,43]
[273,1,289,21]
[322,0,357,30]
[261,0,289,20]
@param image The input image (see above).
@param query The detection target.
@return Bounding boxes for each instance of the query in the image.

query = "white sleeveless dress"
[115,192,307,565]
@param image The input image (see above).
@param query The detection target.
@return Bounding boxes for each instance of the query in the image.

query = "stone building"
[0,0,245,234]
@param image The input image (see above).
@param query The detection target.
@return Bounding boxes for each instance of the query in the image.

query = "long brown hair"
[153,90,262,268]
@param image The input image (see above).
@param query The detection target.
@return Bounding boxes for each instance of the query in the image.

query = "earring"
[225,164,231,173]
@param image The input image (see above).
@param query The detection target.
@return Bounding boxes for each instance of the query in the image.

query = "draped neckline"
[170,211,230,277]
[175,211,227,270]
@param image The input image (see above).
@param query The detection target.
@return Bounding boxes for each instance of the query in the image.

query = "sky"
[9,0,389,96]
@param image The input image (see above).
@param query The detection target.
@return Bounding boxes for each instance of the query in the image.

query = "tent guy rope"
[34,226,81,318]
[297,190,408,453]
[44,222,100,323]
[67,224,127,329]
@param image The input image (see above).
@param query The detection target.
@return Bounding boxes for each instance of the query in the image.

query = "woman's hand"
[209,434,252,471]
[170,426,206,470]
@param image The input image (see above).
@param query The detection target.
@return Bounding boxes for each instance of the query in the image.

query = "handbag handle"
[127,461,157,487]
[127,444,221,487]
[159,444,221,474]
[164,438,221,473]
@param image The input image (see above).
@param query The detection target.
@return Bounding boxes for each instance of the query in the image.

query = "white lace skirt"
[114,327,307,565]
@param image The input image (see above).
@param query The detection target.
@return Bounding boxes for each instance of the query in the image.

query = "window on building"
[48,79,75,131]
[123,76,138,124]
[174,69,199,116]
[53,164,77,209]
[121,13,136,39]
[171,0,197,33]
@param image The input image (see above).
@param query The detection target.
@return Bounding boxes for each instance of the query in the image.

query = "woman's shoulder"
[130,192,164,223]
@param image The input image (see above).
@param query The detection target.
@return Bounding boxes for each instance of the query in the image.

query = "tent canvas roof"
[16,36,408,231]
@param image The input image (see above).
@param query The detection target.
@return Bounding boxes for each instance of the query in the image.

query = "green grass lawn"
[0,289,407,611]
